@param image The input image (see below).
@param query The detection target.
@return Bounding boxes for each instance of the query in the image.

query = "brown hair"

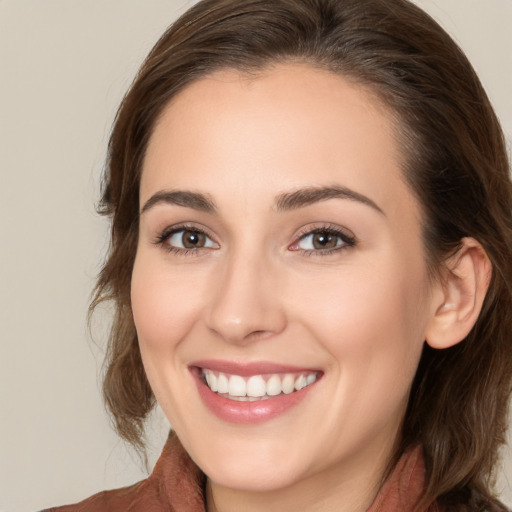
[91,0,512,508]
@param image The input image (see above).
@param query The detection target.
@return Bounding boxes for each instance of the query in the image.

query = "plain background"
[1,1,511,511]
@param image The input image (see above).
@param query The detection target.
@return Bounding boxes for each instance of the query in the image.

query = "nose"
[205,251,287,345]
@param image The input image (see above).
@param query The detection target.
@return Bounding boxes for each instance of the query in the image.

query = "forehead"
[141,64,416,221]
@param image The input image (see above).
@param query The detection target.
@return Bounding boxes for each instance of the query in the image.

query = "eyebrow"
[140,185,384,216]
[275,186,384,215]
[140,190,217,214]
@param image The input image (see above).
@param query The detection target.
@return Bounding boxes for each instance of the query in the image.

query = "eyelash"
[153,223,356,257]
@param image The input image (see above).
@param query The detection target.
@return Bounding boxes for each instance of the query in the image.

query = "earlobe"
[425,237,492,350]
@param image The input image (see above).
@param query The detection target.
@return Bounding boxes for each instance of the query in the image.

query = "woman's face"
[132,64,436,494]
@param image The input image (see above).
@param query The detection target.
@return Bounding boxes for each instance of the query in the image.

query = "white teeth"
[294,374,306,391]
[306,373,317,385]
[217,373,229,394]
[282,374,295,394]
[266,375,282,396]
[247,375,267,397]
[228,375,246,397]
[206,372,218,392]
[202,369,319,400]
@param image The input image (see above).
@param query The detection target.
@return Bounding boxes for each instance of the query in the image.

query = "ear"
[425,237,492,349]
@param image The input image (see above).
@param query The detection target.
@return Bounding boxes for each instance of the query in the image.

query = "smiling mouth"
[200,369,319,402]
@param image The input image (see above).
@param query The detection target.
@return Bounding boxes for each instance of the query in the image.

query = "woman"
[43,0,512,510]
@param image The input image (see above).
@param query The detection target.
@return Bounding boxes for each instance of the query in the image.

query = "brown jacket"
[40,432,507,512]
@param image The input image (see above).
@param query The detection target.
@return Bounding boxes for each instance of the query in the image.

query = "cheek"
[293,259,429,393]
[299,263,427,337]
[130,254,204,353]
[130,253,209,425]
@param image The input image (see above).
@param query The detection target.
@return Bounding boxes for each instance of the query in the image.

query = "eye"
[290,226,356,253]
[168,229,218,249]
[155,226,219,253]
[298,231,342,250]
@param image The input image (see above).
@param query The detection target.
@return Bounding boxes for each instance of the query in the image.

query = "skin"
[131,64,447,512]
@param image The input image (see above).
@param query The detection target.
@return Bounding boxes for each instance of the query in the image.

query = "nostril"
[245,330,275,342]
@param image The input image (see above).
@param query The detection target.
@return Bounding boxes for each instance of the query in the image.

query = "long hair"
[91,0,512,508]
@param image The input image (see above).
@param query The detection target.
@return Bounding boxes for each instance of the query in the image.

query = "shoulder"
[37,478,160,512]
[38,430,206,512]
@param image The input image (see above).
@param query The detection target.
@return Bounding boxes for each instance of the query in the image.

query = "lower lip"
[191,368,318,424]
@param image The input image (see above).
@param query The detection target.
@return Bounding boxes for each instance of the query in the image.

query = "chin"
[181,427,311,492]
[204,458,307,493]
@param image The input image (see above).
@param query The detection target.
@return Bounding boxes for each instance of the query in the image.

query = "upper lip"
[191,359,321,376]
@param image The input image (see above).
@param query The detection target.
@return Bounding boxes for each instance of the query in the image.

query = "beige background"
[1,1,510,511]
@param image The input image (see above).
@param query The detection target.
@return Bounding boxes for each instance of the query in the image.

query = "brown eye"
[164,228,219,251]
[293,227,355,253]
[182,230,206,248]
[311,232,337,249]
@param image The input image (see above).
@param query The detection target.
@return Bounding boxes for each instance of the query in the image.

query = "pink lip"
[192,359,319,376]
[189,361,321,424]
